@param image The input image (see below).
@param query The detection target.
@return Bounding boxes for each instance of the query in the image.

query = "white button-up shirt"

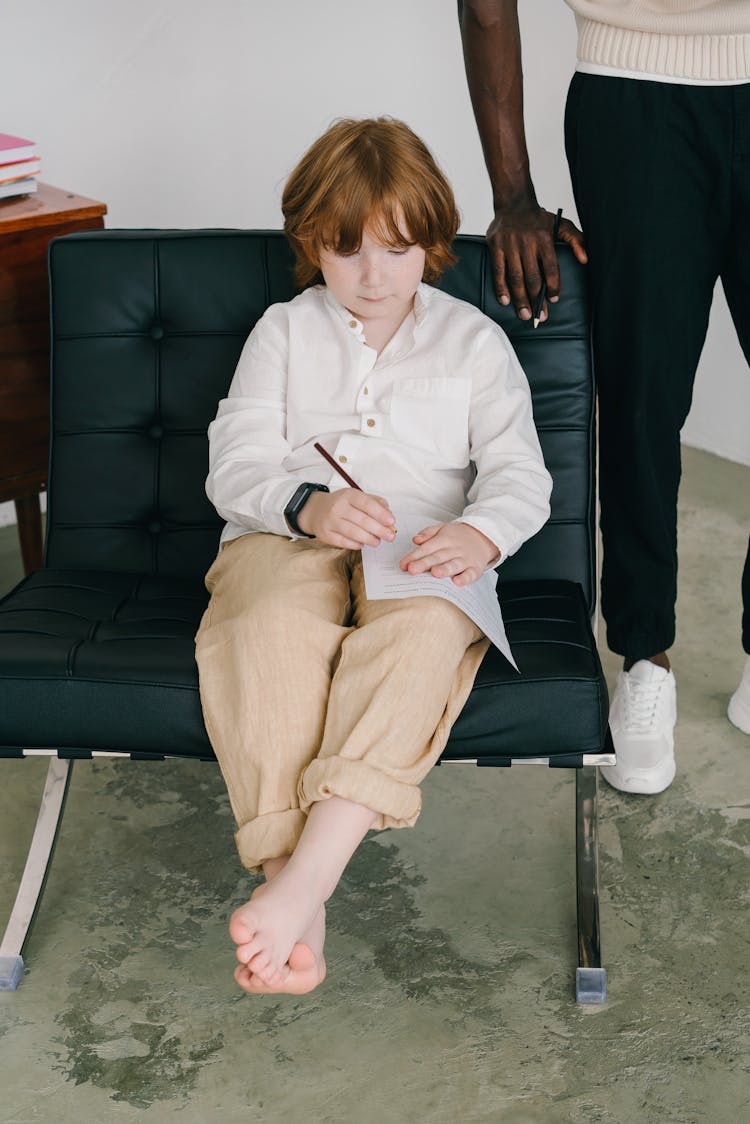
[206,283,552,562]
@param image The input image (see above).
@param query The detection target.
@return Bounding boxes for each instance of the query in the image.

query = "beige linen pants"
[195,532,489,872]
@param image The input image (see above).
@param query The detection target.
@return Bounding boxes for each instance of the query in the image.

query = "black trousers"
[564,73,750,660]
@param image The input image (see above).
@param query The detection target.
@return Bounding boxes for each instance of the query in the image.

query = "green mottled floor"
[1,447,749,1123]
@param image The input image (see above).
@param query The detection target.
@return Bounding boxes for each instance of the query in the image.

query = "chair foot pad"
[0,955,25,991]
[576,966,606,1005]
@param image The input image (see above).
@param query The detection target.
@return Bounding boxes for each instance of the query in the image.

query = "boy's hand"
[296,487,396,549]
[399,522,500,586]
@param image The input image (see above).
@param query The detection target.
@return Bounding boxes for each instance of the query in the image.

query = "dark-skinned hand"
[487,202,588,322]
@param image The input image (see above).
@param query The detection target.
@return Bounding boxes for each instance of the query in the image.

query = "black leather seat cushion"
[0,570,606,763]
[0,570,208,759]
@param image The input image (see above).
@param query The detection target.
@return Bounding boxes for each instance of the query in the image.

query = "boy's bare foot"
[230,870,326,988]
[234,941,327,995]
[229,797,376,991]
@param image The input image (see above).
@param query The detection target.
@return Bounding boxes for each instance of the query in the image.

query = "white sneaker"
[601,660,677,794]
[728,656,750,734]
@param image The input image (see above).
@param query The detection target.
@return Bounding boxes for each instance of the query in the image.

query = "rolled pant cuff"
[235,808,307,873]
[298,756,422,831]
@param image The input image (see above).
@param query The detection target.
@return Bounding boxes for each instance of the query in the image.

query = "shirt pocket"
[389,377,471,467]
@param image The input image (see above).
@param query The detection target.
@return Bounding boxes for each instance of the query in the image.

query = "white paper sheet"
[361,512,518,671]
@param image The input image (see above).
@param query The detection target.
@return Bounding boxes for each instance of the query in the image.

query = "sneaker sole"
[600,756,676,795]
[728,692,750,735]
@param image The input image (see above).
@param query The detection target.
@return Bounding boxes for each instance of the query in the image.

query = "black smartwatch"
[284,482,330,537]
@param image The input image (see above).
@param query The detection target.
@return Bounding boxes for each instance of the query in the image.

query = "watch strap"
[284,482,330,537]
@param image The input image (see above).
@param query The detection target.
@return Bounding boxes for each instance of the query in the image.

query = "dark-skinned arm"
[458,0,587,319]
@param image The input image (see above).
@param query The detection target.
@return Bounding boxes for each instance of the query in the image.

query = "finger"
[559,219,588,264]
[400,550,433,572]
[346,513,396,542]
[337,519,388,548]
[352,493,396,527]
[401,540,453,565]
[412,524,442,543]
[330,495,394,537]
[430,556,467,579]
[539,234,561,303]
[329,522,380,548]
[505,247,532,320]
[488,243,511,306]
[341,508,399,543]
[451,568,480,587]
[521,247,545,310]
[405,548,455,573]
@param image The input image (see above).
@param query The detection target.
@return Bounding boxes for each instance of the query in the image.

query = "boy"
[196,117,552,995]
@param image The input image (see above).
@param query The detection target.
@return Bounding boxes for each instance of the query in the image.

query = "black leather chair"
[0,231,612,1001]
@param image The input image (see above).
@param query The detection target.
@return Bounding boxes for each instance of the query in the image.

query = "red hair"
[282,117,459,289]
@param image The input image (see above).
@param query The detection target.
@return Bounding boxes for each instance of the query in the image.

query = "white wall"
[1,0,748,526]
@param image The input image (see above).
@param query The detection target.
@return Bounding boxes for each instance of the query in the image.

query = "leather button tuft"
[150,325,165,341]
[148,520,161,534]
[149,424,164,439]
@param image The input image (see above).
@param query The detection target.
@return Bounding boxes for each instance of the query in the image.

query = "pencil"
[314,441,361,489]
[533,207,563,329]
[313,441,397,533]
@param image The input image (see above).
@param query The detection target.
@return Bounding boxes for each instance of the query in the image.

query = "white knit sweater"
[563,1,750,81]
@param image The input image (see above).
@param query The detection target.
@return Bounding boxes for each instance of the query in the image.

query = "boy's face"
[318,223,426,330]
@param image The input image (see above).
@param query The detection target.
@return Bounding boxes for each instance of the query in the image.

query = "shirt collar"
[321,281,431,338]
[413,283,430,327]
[321,285,366,340]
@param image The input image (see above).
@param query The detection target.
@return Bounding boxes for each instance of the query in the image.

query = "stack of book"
[0,133,40,201]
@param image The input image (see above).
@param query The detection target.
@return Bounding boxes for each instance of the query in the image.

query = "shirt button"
[363,387,369,395]
[339,455,348,463]
[348,319,357,329]
[366,418,375,427]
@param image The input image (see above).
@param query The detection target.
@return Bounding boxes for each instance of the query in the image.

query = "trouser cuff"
[299,756,422,831]
[606,624,676,661]
[235,808,307,873]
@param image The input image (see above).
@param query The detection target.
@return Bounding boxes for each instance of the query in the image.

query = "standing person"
[459,0,750,794]
[195,117,551,995]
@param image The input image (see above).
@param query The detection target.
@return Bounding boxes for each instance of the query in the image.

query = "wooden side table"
[0,183,107,572]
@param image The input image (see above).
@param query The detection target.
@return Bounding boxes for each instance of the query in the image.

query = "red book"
[0,133,36,165]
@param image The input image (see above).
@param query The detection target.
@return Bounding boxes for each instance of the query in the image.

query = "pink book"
[0,133,36,165]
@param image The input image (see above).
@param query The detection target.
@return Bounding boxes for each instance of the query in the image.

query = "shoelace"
[622,676,667,733]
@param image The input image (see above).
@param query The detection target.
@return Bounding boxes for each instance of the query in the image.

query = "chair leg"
[575,764,607,1004]
[0,757,73,991]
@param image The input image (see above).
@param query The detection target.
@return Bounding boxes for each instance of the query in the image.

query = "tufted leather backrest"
[46,231,595,612]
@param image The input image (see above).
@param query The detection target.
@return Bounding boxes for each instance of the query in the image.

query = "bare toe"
[238,943,326,996]
[234,964,273,994]
[229,907,256,949]
[247,950,270,975]
[234,934,263,963]
[248,951,290,986]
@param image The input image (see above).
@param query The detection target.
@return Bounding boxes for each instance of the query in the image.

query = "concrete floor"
[1,445,749,1123]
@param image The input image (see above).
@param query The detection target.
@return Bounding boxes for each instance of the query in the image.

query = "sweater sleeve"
[205,306,301,538]
[456,324,552,562]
